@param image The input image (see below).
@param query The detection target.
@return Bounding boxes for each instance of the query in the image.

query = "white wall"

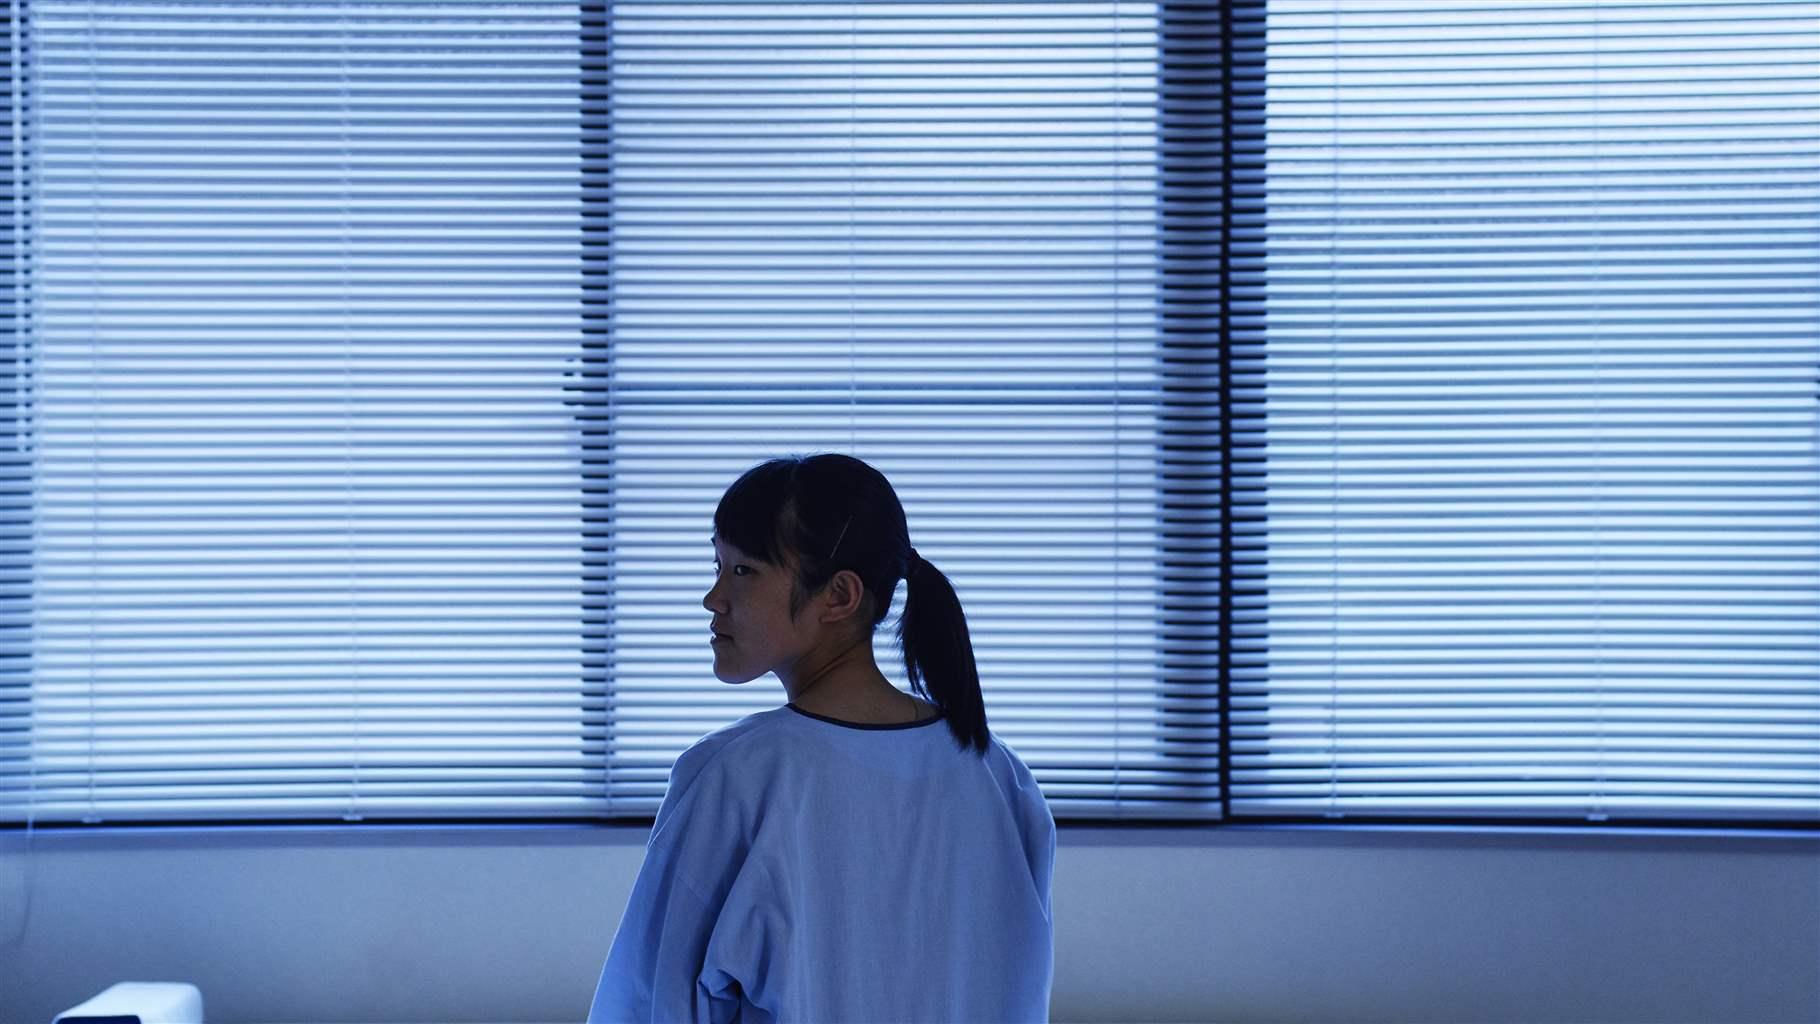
[0,824,1814,1024]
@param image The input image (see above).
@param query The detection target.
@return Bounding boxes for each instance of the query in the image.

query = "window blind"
[1,2,28,825]
[1230,0,1820,823]
[590,1,1205,819]
[6,1,593,823]
[0,0,1224,825]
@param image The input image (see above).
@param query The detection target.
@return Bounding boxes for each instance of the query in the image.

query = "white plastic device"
[52,981,204,1024]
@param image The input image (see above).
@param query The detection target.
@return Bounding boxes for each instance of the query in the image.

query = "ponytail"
[897,550,989,758]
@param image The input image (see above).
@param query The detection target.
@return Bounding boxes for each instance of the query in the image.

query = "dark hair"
[713,452,990,758]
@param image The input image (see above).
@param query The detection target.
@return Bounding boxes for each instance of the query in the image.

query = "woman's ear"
[818,569,869,625]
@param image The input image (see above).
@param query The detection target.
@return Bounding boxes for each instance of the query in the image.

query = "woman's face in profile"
[704,535,808,684]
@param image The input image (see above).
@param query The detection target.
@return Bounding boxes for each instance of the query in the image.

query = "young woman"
[587,453,1056,1023]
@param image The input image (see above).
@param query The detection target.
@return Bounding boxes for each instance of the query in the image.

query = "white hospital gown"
[587,702,1055,1024]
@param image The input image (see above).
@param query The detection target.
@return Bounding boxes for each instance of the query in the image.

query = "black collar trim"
[786,702,946,731]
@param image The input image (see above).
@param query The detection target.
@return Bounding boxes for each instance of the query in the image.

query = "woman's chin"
[712,660,761,685]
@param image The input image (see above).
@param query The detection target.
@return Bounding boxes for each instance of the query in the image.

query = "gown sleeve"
[585,854,746,1024]
[586,747,758,1024]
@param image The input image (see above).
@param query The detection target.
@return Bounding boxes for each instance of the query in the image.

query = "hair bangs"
[712,458,803,569]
